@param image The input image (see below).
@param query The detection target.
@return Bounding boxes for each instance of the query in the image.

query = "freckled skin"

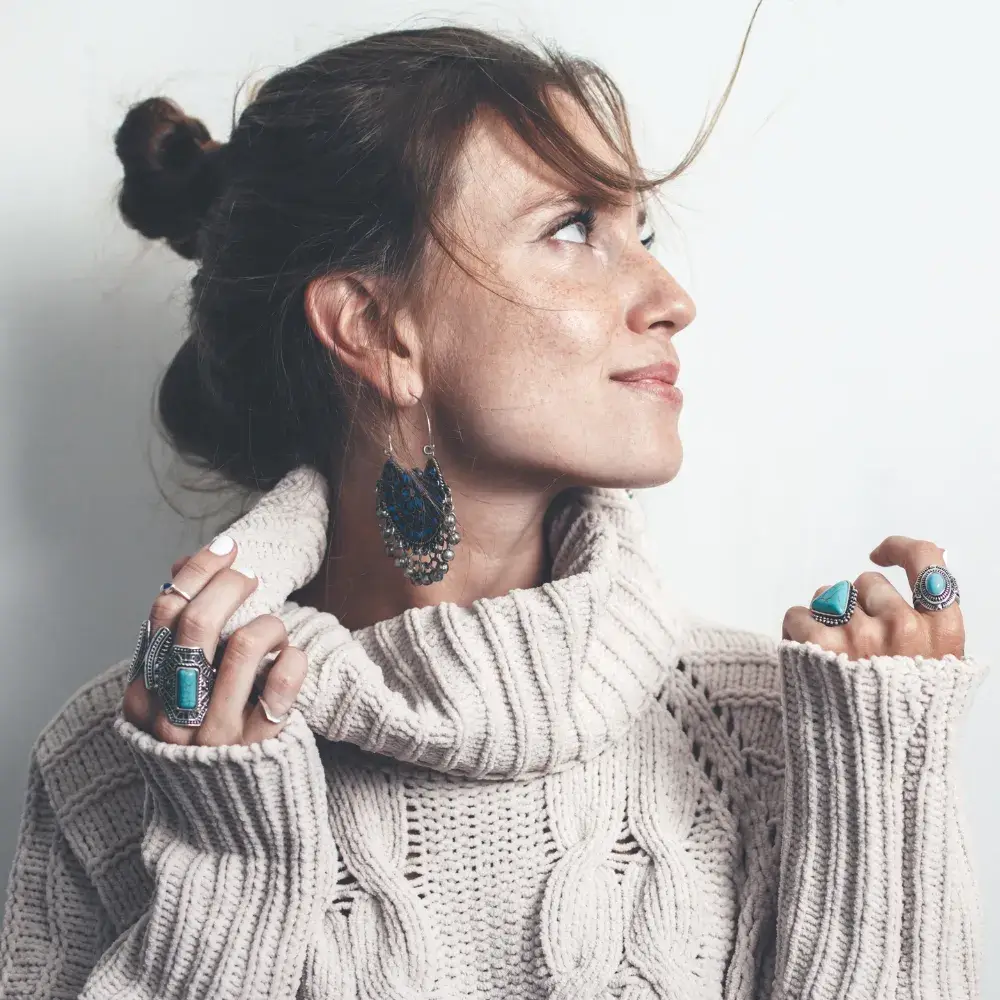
[412,94,695,491]
[298,89,696,628]
[133,97,964,747]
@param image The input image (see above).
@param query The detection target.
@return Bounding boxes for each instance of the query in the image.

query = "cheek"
[442,293,614,413]
[424,255,682,484]
[446,259,615,387]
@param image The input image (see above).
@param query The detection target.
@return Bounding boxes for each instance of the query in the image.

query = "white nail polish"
[209,534,235,555]
[234,564,256,579]
[941,549,948,566]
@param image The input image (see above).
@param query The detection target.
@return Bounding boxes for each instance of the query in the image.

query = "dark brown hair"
[114,16,760,502]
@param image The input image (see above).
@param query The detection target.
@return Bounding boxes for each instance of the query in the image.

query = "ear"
[304,272,424,406]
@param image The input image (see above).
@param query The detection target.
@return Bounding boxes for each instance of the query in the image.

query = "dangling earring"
[375,397,461,585]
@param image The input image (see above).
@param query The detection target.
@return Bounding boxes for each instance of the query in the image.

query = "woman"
[0,23,986,1000]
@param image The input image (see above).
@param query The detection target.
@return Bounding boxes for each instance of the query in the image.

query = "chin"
[631,460,683,490]
[576,447,683,492]
[624,437,683,489]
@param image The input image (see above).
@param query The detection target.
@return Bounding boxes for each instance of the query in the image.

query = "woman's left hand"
[782,535,965,659]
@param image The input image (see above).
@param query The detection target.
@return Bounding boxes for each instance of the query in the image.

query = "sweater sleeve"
[768,639,988,1000]
[0,750,118,998]
[1,706,335,1000]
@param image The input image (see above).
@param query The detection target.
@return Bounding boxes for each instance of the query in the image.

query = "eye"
[639,217,656,250]
[548,207,597,245]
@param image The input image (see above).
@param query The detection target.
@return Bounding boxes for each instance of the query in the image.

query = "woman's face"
[411,90,696,494]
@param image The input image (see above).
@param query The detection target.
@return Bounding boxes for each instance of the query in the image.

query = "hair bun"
[114,97,227,260]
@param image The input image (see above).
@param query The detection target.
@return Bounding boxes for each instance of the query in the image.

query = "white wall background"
[3,0,998,991]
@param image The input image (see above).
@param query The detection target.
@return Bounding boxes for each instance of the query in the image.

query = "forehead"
[449,89,630,220]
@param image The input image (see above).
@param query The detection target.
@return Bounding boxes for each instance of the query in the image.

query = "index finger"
[869,535,947,592]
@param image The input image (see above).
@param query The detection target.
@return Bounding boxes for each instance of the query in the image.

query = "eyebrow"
[514,191,648,229]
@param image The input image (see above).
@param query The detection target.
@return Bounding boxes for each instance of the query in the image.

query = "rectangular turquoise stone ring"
[175,667,200,711]
[156,644,218,727]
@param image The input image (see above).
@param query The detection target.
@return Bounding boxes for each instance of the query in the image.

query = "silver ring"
[913,565,959,612]
[159,581,194,602]
[258,695,290,725]
[126,619,149,687]
[809,580,859,627]
[156,644,218,727]
[127,618,174,690]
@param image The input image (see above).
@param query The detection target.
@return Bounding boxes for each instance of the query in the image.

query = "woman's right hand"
[122,535,308,747]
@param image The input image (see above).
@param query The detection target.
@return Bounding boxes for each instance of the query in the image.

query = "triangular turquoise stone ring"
[809,580,859,627]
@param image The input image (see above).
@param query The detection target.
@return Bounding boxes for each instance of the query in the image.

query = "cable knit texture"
[0,465,988,999]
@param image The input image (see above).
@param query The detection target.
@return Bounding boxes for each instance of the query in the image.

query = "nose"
[624,256,696,338]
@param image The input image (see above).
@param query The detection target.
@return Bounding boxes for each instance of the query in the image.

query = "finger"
[850,571,925,655]
[197,615,289,747]
[173,567,259,669]
[869,535,962,644]
[808,578,893,656]
[782,604,847,652]
[149,535,244,636]
[839,598,889,659]
[244,646,308,744]
[869,535,947,593]
[854,570,910,618]
[145,535,249,746]
[122,675,156,734]
[154,567,259,746]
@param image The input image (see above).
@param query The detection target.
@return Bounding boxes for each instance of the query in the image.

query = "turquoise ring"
[155,644,218,727]
[913,565,959,612]
[810,580,859,627]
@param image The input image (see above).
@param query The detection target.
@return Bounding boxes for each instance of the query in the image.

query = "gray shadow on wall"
[0,236,229,880]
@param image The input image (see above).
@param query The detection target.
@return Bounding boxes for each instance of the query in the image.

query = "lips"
[610,360,680,385]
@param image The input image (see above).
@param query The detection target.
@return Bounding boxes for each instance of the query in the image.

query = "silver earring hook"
[384,396,434,459]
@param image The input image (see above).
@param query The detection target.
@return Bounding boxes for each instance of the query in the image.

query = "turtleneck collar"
[217,466,692,780]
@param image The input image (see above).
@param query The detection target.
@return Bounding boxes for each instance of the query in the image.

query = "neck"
[291,441,561,631]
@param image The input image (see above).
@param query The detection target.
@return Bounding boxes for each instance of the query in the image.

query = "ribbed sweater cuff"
[79,708,331,1000]
[112,708,323,853]
[773,639,987,1000]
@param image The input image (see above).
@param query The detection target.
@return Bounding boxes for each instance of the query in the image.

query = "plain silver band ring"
[160,581,194,602]
[258,695,290,725]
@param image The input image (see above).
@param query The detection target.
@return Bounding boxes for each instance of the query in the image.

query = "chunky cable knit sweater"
[0,467,988,999]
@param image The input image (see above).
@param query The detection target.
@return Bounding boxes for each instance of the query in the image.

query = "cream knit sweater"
[0,466,988,1000]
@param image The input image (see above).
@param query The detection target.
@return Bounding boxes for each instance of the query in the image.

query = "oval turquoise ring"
[913,565,959,612]
[809,580,859,627]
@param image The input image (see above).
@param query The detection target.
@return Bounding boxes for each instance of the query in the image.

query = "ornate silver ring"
[155,643,218,727]
[127,618,175,691]
[913,565,960,613]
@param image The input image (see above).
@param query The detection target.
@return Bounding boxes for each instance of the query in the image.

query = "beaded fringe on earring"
[375,438,461,586]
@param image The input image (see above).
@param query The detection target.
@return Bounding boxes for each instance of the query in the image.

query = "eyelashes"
[552,206,597,243]
[546,205,657,250]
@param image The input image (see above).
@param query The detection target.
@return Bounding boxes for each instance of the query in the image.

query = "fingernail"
[209,534,235,555]
[233,564,256,579]
[942,549,948,565]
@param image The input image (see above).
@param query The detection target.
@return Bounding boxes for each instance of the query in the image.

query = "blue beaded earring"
[375,398,461,585]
